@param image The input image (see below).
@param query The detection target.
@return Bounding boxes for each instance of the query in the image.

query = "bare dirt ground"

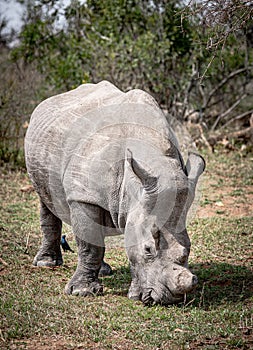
[196,149,253,219]
[197,182,253,218]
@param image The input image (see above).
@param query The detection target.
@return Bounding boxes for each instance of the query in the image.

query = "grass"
[0,148,252,349]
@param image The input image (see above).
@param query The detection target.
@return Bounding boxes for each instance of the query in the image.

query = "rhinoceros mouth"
[141,287,183,306]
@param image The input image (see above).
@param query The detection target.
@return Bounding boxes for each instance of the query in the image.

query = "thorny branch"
[203,67,250,110]
[183,0,253,50]
[178,0,253,138]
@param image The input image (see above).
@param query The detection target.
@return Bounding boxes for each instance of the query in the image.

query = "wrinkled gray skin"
[25,81,205,305]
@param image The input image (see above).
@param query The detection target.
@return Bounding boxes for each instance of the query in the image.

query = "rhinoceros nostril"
[141,290,154,306]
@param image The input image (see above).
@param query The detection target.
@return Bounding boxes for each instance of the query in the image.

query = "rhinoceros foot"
[33,251,63,267]
[65,277,103,297]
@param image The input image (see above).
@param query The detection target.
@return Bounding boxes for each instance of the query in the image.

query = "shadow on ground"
[188,262,253,308]
[101,265,131,296]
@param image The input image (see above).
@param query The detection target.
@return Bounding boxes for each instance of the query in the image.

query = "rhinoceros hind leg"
[33,201,63,267]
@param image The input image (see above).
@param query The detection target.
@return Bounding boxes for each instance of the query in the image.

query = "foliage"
[1,0,253,164]
[181,0,253,130]
[11,0,253,128]
[11,0,253,125]
[0,46,50,166]
[12,0,193,106]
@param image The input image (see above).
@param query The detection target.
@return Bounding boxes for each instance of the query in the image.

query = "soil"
[197,182,253,218]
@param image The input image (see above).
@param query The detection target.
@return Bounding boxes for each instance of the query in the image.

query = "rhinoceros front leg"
[33,201,63,267]
[65,202,104,296]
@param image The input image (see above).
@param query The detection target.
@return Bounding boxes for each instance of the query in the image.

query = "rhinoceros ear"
[185,152,205,184]
[126,149,158,193]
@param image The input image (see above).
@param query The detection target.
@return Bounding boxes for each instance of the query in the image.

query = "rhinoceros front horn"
[185,152,205,185]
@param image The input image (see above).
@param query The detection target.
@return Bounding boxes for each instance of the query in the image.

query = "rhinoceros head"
[122,148,205,305]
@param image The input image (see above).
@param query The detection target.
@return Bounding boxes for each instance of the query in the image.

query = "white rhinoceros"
[25,81,205,305]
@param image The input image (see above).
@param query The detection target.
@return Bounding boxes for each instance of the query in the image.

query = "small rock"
[20,185,34,193]
[215,201,224,207]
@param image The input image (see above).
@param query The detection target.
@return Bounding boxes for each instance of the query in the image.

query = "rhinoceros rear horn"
[126,149,158,193]
[185,152,205,184]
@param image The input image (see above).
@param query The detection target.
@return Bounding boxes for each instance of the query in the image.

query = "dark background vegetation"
[0,0,253,165]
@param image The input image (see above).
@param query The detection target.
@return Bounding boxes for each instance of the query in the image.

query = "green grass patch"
[0,151,253,350]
